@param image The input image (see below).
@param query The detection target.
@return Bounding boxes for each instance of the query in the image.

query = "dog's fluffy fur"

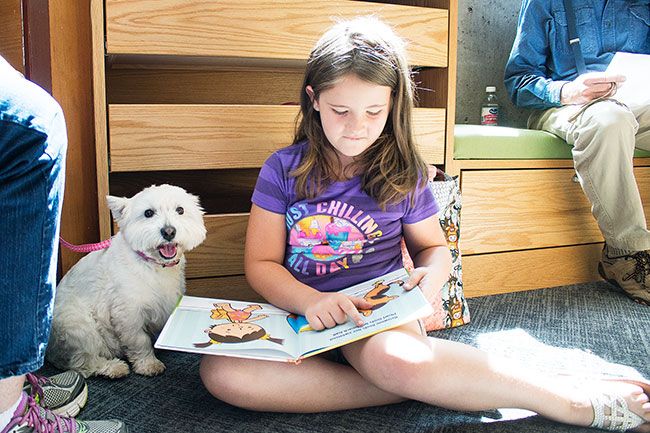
[47,184,206,378]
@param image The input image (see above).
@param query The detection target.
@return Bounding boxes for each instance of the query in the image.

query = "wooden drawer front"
[108,105,445,172]
[109,104,296,172]
[105,0,448,67]
[461,169,600,255]
[462,244,602,298]
[185,213,248,279]
[461,167,650,255]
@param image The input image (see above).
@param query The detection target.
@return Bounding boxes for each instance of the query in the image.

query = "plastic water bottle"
[480,86,499,126]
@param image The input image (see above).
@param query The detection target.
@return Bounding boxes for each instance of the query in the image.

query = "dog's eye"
[144,209,155,218]
[176,207,184,215]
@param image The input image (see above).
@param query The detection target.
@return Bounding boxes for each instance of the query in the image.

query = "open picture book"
[155,268,432,363]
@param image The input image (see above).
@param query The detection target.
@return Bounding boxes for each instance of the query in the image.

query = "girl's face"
[307,74,392,166]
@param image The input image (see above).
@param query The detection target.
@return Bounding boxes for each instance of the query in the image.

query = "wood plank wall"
[48,0,98,273]
[0,0,24,72]
[5,1,455,277]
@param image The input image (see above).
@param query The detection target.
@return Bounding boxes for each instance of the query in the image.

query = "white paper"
[605,52,650,108]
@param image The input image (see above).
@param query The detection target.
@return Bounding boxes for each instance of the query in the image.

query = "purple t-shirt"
[251,141,439,292]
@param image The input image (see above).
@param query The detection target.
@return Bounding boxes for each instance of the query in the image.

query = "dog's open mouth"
[158,243,178,260]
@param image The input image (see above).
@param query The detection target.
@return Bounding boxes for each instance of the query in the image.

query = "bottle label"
[481,107,499,126]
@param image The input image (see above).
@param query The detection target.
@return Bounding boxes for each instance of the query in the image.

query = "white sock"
[0,392,23,430]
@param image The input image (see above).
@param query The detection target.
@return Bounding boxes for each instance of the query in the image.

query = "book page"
[155,296,302,361]
[297,268,433,358]
[606,52,650,108]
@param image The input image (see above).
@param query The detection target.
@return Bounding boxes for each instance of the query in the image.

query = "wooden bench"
[451,125,650,297]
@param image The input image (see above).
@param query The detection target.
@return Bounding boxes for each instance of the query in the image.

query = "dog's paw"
[132,357,166,376]
[97,359,130,379]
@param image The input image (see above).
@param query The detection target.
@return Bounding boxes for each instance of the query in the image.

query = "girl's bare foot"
[570,379,650,431]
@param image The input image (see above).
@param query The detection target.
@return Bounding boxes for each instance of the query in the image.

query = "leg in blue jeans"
[0,56,67,421]
[0,60,67,379]
[0,58,67,380]
[0,58,128,432]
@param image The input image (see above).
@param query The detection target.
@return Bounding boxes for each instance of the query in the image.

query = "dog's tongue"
[159,244,177,259]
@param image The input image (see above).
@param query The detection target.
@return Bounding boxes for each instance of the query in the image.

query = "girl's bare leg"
[200,322,650,430]
[341,322,650,430]
[200,354,404,412]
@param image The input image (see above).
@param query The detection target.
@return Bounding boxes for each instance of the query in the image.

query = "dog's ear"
[188,192,205,215]
[106,195,128,222]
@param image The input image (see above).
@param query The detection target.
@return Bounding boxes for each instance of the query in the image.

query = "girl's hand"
[304,292,373,331]
[403,266,437,299]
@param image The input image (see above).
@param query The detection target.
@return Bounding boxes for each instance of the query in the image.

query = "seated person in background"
[0,55,127,433]
[504,0,650,305]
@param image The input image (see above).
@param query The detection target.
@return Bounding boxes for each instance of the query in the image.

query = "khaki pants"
[528,100,650,252]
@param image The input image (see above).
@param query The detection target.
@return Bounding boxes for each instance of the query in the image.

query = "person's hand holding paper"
[604,52,650,108]
[560,71,627,105]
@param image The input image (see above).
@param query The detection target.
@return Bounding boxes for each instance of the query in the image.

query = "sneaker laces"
[623,251,650,286]
[7,394,77,433]
[25,373,48,403]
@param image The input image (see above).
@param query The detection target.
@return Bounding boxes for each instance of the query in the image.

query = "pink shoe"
[1,392,127,433]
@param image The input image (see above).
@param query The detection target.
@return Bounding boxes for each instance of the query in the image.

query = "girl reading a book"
[199,17,650,431]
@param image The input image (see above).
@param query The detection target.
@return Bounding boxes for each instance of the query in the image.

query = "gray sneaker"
[24,372,87,417]
[599,247,650,305]
[1,392,128,433]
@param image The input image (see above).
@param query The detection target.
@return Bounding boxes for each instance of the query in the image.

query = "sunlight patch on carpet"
[475,328,644,380]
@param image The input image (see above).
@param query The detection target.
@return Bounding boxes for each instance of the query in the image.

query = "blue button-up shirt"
[504,0,650,109]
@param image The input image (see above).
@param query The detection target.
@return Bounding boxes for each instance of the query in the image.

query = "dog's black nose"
[161,226,176,241]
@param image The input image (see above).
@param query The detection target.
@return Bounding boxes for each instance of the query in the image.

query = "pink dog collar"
[136,251,181,268]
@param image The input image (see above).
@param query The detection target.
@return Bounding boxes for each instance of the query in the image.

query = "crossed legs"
[200,321,650,430]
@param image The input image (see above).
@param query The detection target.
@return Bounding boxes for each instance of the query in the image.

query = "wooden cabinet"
[91,0,458,298]
[462,244,604,297]
[457,162,650,297]
[462,168,601,254]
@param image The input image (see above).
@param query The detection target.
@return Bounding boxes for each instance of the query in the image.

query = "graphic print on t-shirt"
[285,201,382,277]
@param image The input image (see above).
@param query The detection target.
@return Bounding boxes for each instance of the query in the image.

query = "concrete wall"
[455,0,532,128]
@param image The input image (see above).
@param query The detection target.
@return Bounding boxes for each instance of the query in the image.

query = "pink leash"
[59,236,180,268]
[59,237,112,253]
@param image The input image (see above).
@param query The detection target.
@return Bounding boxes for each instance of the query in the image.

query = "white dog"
[47,184,206,378]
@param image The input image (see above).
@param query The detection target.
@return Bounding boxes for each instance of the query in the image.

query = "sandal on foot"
[590,388,646,431]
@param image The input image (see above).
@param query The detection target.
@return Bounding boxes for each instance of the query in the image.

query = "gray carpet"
[41,281,650,433]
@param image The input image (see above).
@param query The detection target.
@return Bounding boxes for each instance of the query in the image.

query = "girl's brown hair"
[292,16,428,209]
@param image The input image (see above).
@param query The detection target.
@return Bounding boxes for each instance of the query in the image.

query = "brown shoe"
[598,247,650,305]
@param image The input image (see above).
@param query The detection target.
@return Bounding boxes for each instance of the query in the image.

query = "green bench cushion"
[454,124,650,160]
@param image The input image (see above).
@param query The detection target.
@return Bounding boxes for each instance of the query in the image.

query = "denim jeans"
[0,57,67,379]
